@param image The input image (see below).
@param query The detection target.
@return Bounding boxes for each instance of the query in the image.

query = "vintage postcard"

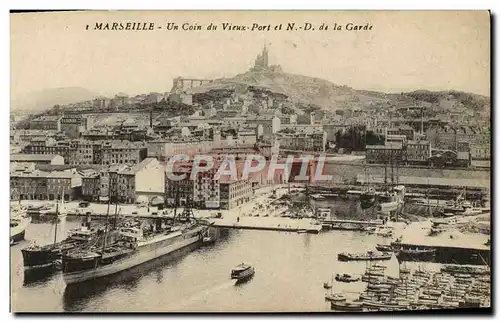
[10,10,491,313]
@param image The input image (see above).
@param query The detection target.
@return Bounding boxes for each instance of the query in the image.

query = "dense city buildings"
[9,45,490,210]
[29,116,61,131]
[10,166,82,201]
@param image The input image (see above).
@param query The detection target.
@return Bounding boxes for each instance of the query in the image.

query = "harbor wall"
[323,162,490,185]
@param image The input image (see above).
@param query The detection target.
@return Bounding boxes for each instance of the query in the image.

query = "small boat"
[362,299,408,310]
[364,269,385,277]
[395,248,436,261]
[311,194,326,201]
[335,274,360,283]
[362,226,377,233]
[362,276,384,283]
[330,299,363,312]
[338,251,392,261]
[419,294,440,301]
[325,293,345,302]
[460,207,483,216]
[297,229,308,234]
[372,263,387,269]
[10,216,30,243]
[422,288,442,296]
[375,244,393,252]
[231,263,255,282]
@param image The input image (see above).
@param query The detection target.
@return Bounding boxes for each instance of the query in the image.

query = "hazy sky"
[11,11,490,98]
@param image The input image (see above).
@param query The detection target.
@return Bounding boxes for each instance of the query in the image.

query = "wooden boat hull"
[338,253,392,261]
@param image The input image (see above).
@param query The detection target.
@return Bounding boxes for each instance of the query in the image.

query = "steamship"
[62,219,205,284]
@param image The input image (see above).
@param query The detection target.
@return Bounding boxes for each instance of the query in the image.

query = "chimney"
[150,110,153,128]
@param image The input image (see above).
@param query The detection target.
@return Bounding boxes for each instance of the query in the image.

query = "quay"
[211,216,322,233]
[393,219,491,266]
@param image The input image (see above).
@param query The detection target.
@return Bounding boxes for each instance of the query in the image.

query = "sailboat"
[21,194,99,269]
[360,132,376,210]
[377,152,405,217]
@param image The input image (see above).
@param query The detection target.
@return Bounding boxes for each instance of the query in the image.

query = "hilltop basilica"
[250,45,283,73]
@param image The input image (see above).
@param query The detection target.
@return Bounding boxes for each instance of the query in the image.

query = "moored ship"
[338,251,392,262]
[395,247,436,262]
[62,220,205,285]
[10,216,30,243]
[21,225,109,269]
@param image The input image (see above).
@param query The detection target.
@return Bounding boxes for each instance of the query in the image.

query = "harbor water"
[11,217,405,312]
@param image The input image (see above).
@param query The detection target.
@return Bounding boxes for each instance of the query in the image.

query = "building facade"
[276,130,327,152]
[219,179,253,210]
[29,116,61,131]
[60,115,90,139]
[406,140,431,165]
[366,143,405,164]
[101,141,148,165]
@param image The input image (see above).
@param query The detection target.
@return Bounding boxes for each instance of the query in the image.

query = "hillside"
[187,70,490,114]
[402,90,490,111]
[11,87,99,113]
[188,71,389,110]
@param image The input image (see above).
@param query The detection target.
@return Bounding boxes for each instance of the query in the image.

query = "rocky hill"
[187,70,490,115]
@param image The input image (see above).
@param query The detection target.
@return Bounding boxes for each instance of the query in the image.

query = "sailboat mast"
[102,189,112,252]
[173,186,179,226]
[113,202,119,229]
[391,151,394,186]
[53,202,59,246]
[396,158,399,185]
[384,158,388,186]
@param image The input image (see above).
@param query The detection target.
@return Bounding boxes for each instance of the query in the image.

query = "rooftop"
[119,158,159,175]
[10,169,50,178]
[366,142,403,150]
[10,154,61,162]
[32,116,61,122]
[407,140,430,145]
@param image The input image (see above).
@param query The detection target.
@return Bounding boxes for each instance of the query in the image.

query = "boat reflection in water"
[23,266,59,286]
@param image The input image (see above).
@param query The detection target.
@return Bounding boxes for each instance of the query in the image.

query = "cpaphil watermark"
[165,153,333,182]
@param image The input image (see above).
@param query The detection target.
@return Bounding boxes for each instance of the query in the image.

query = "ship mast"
[53,201,59,246]
[384,155,388,187]
[173,186,180,226]
[113,202,119,229]
[390,150,394,187]
[102,187,112,252]
[53,186,64,246]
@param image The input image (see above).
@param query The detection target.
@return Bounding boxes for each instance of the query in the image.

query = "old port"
[10,181,490,312]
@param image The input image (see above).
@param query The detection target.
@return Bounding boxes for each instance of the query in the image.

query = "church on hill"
[250,45,283,73]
